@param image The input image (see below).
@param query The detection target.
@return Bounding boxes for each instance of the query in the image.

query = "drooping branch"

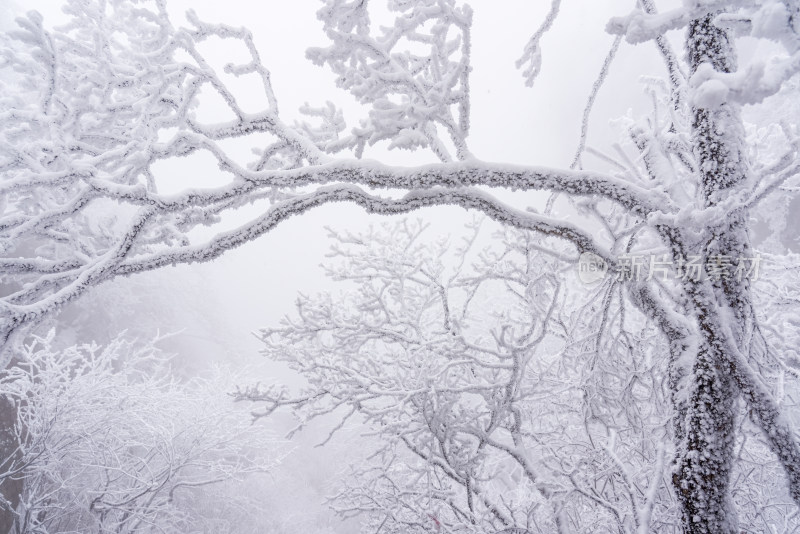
[516,0,561,88]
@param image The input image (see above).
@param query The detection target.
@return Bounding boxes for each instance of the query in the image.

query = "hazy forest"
[2,0,800,533]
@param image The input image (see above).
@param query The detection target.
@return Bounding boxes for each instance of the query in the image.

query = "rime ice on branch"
[3,1,800,532]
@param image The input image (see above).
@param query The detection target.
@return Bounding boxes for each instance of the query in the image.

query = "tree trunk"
[673,345,738,533]
[671,13,751,533]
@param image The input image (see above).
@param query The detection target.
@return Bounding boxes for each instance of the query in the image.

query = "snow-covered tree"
[0,331,279,534]
[242,220,800,533]
[2,0,800,532]
[238,219,671,532]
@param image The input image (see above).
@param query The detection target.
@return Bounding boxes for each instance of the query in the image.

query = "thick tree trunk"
[673,342,738,533]
[668,8,800,532]
[672,13,749,534]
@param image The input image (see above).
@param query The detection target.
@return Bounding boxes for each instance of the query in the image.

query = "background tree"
[2,0,800,532]
[242,219,800,533]
[0,331,279,533]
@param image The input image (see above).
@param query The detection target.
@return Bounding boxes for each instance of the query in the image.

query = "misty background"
[4,0,793,531]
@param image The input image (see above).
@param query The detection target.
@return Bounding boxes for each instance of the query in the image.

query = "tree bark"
[671,13,750,533]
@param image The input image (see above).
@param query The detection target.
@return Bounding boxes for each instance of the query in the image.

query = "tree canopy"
[2,0,800,532]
